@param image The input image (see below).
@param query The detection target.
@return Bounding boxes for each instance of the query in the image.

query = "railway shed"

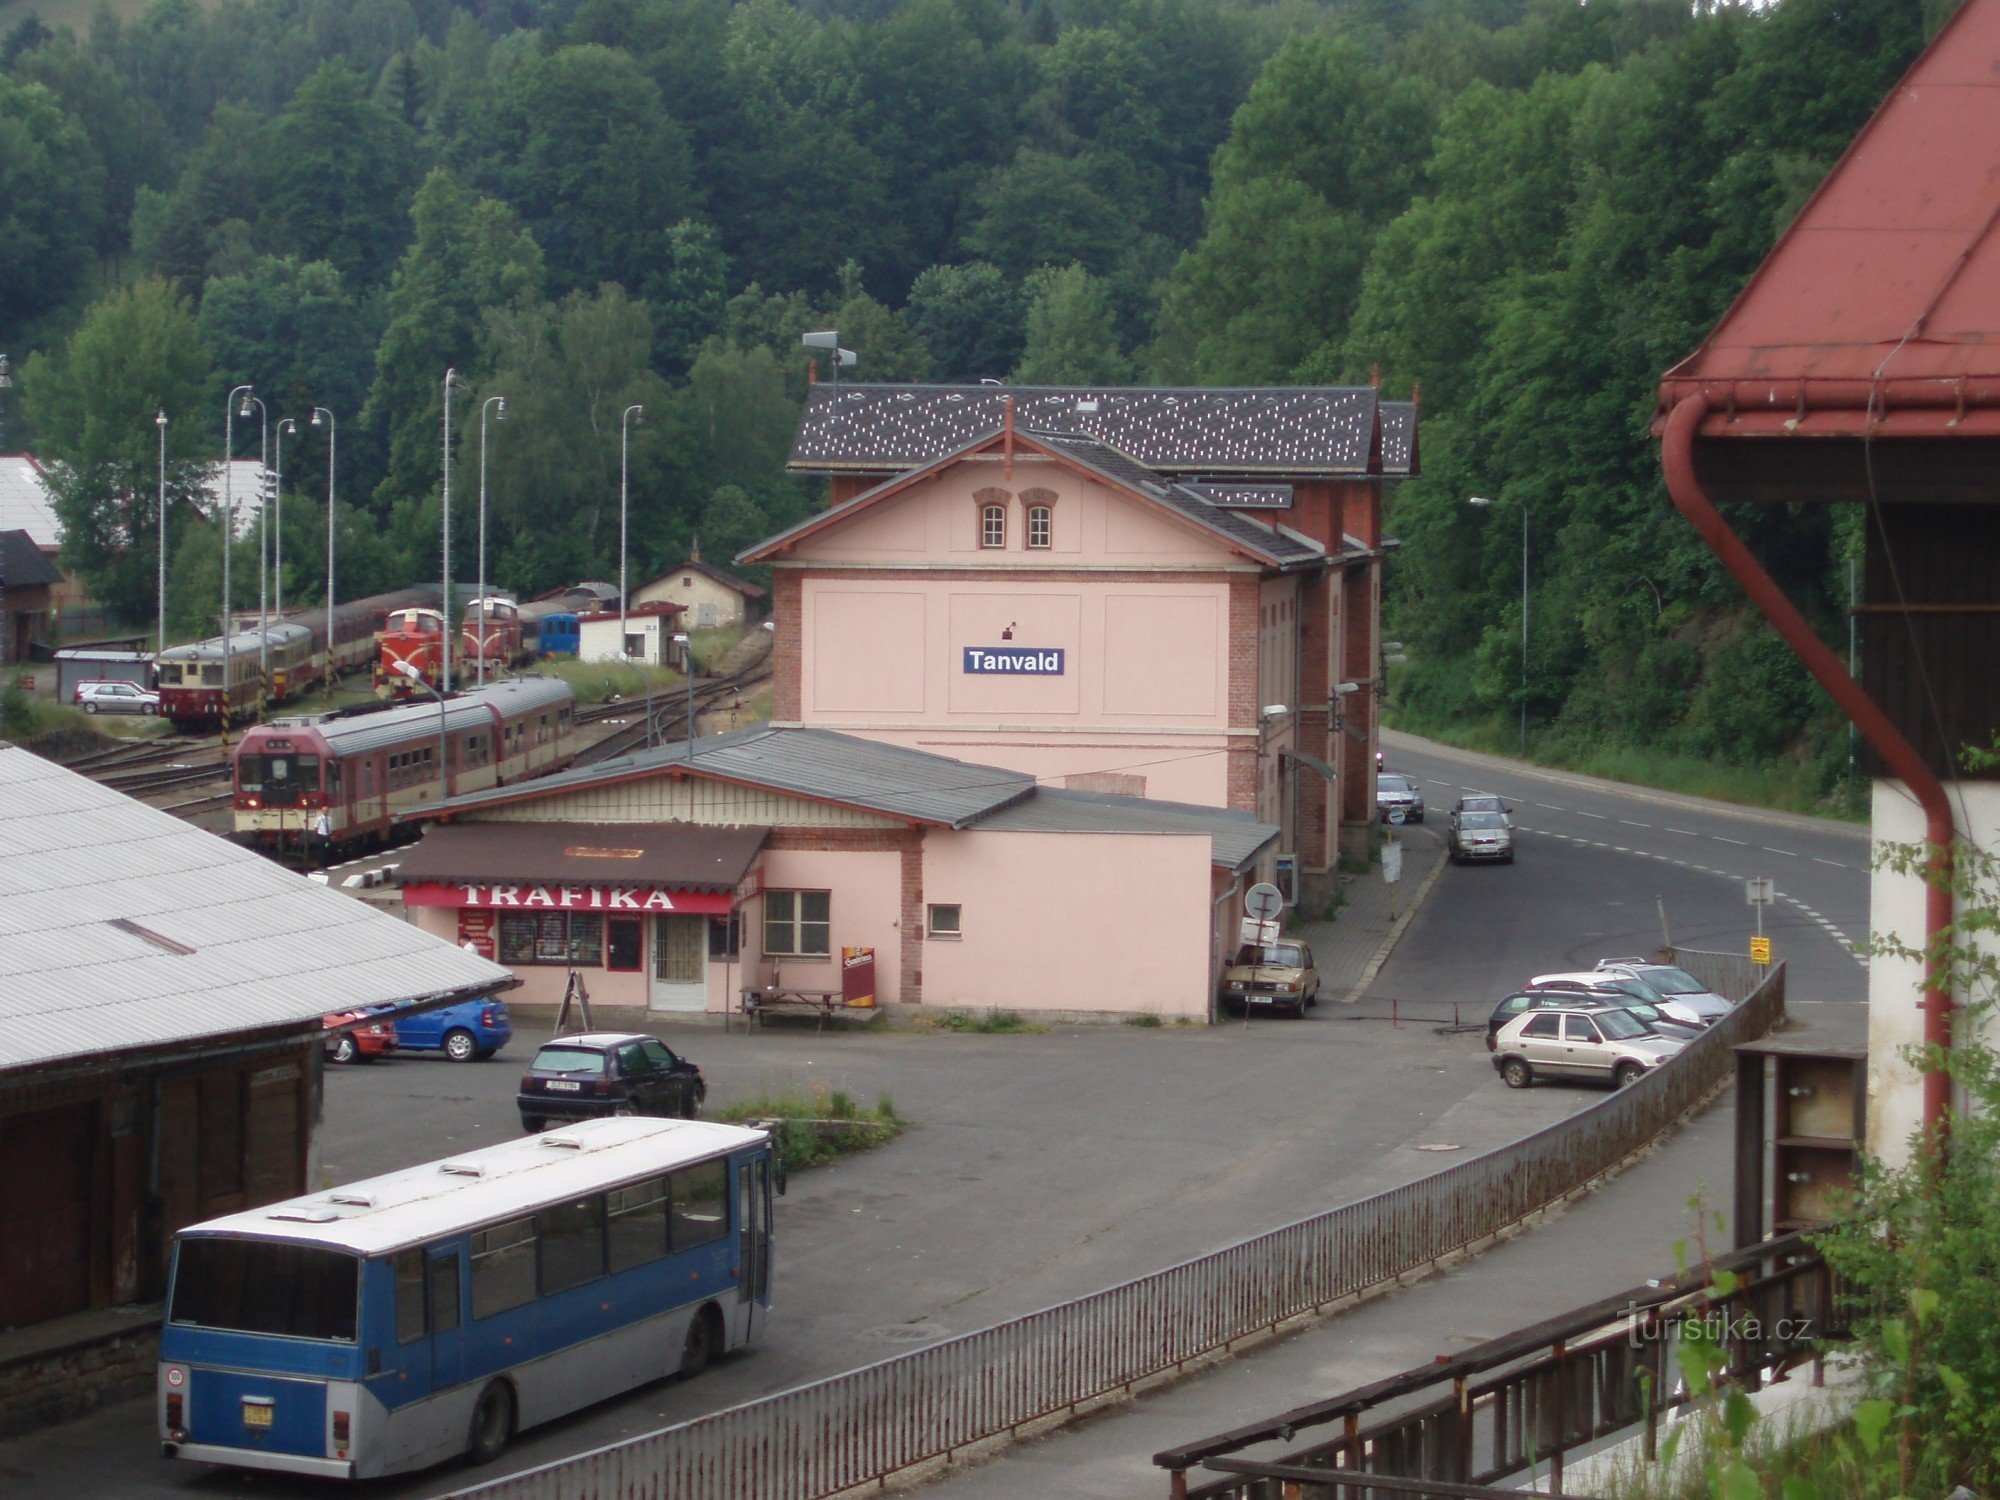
[0,744,509,1435]
[396,726,1276,1020]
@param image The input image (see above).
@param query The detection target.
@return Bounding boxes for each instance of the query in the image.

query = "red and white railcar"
[376,607,447,694]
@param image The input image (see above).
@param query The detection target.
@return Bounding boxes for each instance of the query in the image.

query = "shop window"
[980,503,1006,549]
[927,903,962,939]
[708,915,741,960]
[498,912,604,966]
[1027,505,1051,549]
[764,889,831,957]
[607,916,642,972]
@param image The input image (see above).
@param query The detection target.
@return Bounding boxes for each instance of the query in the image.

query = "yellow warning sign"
[1750,936,1772,966]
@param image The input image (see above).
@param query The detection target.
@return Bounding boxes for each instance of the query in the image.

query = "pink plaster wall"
[837,728,1231,806]
[921,829,1214,1017]
[738,848,904,1007]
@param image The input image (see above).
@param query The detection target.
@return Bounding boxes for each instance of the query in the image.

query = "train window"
[202,666,223,686]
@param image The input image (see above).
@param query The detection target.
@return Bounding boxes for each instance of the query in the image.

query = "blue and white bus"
[158,1117,778,1479]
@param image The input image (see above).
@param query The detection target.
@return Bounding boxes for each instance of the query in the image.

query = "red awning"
[1657,0,2000,438]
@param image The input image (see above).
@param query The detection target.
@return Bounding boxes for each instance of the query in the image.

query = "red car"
[323,1011,398,1065]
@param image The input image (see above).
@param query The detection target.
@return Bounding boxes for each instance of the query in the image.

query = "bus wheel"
[465,1380,514,1465]
[679,1306,720,1379]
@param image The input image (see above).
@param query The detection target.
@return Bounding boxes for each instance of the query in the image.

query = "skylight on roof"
[108,917,195,956]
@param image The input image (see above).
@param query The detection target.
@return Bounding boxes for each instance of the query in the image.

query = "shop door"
[649,914,707,1011]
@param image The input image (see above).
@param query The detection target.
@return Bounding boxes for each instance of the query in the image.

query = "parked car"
[518,1033,706,1132]
[323,1010,398,1064]
[1450,793,1512,828]
[1376,772,1425,824]
[1595,959,1733,1025]
[73,679,161,715]
[1449,810,1514,863]
[1485,988,1696,1050]
[393,996,512,1062]
[1530,970,1708,1030]
[1492,1005,1682,1090]
[1219,941,1321,1017]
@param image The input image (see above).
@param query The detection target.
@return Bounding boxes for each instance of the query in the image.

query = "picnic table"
[741,985,883,1032]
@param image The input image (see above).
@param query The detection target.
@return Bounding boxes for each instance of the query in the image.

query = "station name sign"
[962,646,1065,675]
[403,881,732,914]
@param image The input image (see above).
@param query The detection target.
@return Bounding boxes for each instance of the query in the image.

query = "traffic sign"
[1244,882,1284,922]
[1750,936,1772,965]
[1745,878,1775,906]
[1240,918,1281,947]
[1381,839,1404,885]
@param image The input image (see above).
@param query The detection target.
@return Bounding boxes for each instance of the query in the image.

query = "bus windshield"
[171,1239,359,1342]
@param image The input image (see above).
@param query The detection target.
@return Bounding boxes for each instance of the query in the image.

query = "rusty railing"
[1161,1232,1837,1499]
[446,964,1786,1500]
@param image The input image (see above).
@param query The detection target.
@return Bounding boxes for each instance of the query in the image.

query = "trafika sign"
[963,646,1065,675]
[467,884,682,910]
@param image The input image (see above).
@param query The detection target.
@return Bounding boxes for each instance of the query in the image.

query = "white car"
[1595,959,1733,1025]
[73,679,162,715]
[1530,969,1709,1030]
[1492,1005,1682,1090]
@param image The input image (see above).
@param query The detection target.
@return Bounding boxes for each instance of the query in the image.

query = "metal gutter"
[1661,393,1956,1138]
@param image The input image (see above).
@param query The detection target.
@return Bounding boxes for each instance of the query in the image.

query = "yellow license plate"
[243,1400,275,1430]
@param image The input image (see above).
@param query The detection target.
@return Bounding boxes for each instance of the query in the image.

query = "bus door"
[427,1247,463,1390]
[738,1157,772,1331]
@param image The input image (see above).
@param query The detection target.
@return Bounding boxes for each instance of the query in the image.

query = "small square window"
[927,903,962,939]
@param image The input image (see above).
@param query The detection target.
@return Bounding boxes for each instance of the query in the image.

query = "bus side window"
[669,1159,729,1251]
[430,1251,460,1334]
[394,1249,426,1344]
[607,1177,668,1273]
[470,1218,537,1318]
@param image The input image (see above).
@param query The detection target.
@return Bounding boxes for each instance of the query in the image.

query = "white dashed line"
[1815,857,1851,869]
[1764,847,1798,857]
[1665,828,1697,837]
[1619,820,1650,828]
[1713,836,1749,846]
[1575,810,1608,820]
[1533,803,1563,810]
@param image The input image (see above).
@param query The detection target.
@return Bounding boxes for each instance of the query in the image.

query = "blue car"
[393,996,512,1062]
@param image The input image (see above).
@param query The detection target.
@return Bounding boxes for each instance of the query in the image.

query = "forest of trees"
[0,0,1945,793]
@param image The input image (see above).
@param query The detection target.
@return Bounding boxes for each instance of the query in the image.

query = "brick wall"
[0,1318,158,1440]
[1226,575,1260,814]
[764,826,926,1003]
[900,839,924,1004]
[771,571,802,720]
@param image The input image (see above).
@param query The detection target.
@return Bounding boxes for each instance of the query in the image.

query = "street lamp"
[241,394,269,687]
[1469,495,1530,757]
[224,383,253,638]
[0,353,12,451]
[441,368,462,693]
[394,659,450,801]
[673,631,694,751]
[273,417,296,620]
[477,394,506,686]
[620,403,643,661]
[311,408,336,686]
[155,410,168,656]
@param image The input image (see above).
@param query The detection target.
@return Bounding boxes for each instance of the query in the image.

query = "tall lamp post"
[394,659,450,801]
[477,394,506,686]
[273,417,296,620]
[241,393,269,687]
[1469,495,1530,757]
[620,403,643,660]
[223,384,253,638]
[442,368,460,692]
[673,632,694,751]
[155,410,169,655]
[311,408,336,685]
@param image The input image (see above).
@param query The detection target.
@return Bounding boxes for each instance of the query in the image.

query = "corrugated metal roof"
[159,622,316,664]
[180,1118,767,1256]
[0,456,59,548]
[247,679,573,757]
[789,385,1383,476]
[0,746,511,1074]
[418,726,1039,829]
[973,787,1279,872]
[398,821,768,889]
[1,528,61,587]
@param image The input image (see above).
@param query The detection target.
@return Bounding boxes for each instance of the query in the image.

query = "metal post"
[620,404,644,663]
[1847,556,1859,795]
[477,395,506,687]
[155,410,168,655]
[1519,505,1530,759]
[224,384,252,638]
[274,417,295,619]
[442,368,458,693]
[312,408,336,688]
[244,395,268,690]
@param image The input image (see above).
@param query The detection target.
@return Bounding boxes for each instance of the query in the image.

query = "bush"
[712,1086,903,1173]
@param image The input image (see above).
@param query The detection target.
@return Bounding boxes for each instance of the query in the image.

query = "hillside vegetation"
[0,0,1936,802]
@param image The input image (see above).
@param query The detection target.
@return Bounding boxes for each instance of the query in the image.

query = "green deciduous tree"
[1014,263,1131,385]
[264,62,422,289]
[906,262,1025,384]
[0,75,106,333]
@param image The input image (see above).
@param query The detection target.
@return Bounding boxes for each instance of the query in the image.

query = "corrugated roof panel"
[972,787,1280,871]
[0,745,511,1072]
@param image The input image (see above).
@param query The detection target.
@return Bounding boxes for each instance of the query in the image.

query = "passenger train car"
[232,677,576,846]
[376,607,447,694]
[461,596,526,674]
[517,603,580,657]
[155,587,444,730]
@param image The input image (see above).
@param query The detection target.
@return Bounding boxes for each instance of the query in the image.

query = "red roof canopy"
[1659,0,2000,439]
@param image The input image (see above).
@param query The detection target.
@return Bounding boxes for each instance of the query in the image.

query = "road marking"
[1815,857,1852,869]
[1620,820,1650,828]
[1713,836,1749,846]
[1665,827,1697,837]
[1575,810,1608,820]
[1764,847,1798,857]
[1533,802,1563,810]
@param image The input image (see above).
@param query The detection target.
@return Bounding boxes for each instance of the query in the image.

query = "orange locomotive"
[375,607,448,694]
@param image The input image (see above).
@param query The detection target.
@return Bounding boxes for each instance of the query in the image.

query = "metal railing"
[1164,1232,1837,1499]
[449,964,1786,1500]
[1664,947,1768,1005]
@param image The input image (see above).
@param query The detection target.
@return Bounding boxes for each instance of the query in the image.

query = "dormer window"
[1027,504,1052,549]
[981,503,1007,549]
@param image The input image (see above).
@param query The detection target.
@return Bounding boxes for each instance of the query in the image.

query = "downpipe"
[1661,394,1956,1140]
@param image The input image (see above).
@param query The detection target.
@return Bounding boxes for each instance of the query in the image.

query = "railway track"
[573,651,773,768]
[101,758,232,796]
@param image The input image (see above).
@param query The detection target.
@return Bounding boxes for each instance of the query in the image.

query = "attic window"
[109,917,194,956]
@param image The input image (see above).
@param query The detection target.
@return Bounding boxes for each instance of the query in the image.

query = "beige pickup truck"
[1219,941,1321,1018]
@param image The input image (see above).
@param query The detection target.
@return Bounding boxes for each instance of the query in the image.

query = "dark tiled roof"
[0,530,61,589]
[1180,482,1294,509]
[397,821,768,890]
[790,385,1383,476]
[1380,402,1418,475]
[644,558,767,601]
[419,726,1039,829]
[1031,433,1325,568]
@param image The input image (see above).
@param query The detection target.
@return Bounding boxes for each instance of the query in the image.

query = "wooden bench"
[741,988,885,1032]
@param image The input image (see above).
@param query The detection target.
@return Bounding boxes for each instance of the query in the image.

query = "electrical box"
[1733,1017,1867,1249]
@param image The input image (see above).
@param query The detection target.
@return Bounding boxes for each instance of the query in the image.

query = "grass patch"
[521,658,688,705]
[920,1008,1043,1034]
[712,1087,902,1173]
[1123,1012,1164,1028]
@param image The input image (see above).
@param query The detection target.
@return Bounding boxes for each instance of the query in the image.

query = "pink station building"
[397,385,1415,1022]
